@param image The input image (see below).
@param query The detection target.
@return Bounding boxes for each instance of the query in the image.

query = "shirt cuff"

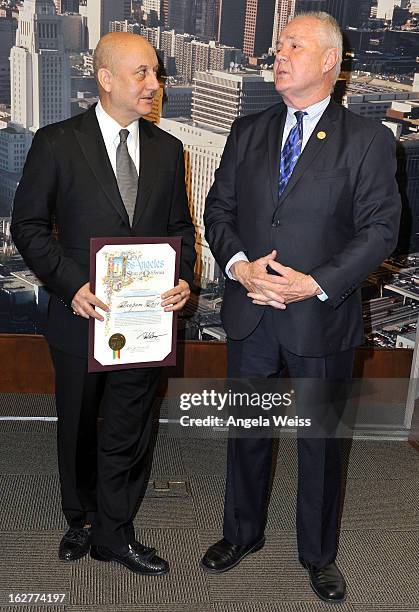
[226,252,249,280]
[312,277,328,301]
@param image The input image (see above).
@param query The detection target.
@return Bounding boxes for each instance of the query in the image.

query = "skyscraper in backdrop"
[271,0,296,49]
[194,0,220,40]
[243,0,276,56]
[142,0,162,27]
[86,0,131,49]
[167,0,195,34]
[0,0,71,215]
[217,0,246,49]
[192,70,278,130]
[10,0,71,131]
[0,17,17,105]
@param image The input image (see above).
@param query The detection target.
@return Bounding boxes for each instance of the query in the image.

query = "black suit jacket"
[204,100,401,357]
[11,105,196,357]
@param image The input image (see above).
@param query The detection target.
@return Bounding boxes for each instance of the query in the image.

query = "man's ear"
[323,48,339,75]
[97,68,113,93]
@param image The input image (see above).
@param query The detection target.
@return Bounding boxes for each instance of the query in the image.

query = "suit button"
[272,221,280,228]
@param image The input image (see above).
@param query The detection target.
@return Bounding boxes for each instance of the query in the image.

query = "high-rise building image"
[243,0,276,57]
[191,70,278,130]
[160,0,170,26]
[217,0,246,49]
[160,117,228,282]
[10,0,71,131]
[271,0,296,49]
[167,0,195,34]
[0,17,17,105]
[142,0,162,27]
[86,0,128,49]
[194,0,220,40]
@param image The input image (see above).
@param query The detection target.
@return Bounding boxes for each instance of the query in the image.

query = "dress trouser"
[50,347,161,549]
[223,307,354,568]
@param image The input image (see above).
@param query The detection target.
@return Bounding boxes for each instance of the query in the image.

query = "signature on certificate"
[137,330,168,341]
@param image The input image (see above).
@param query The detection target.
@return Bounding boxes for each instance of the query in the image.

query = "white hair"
[294,11,343,84]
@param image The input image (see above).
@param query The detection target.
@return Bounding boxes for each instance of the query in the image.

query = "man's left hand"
[247,260,321,305]
[161,279,191,312]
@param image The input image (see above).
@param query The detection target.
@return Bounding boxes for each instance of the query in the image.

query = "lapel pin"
[317,131,327,140]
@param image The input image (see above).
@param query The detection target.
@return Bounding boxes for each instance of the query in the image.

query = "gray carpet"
[0,393,418,611]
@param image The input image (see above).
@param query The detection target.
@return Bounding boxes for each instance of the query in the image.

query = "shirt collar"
[95,100,139,147]
[286,95,331,122]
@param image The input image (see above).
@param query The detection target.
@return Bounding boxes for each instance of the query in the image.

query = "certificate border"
[88,236,181,373]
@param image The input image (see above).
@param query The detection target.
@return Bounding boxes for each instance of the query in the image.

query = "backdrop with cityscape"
[0,0,418,349]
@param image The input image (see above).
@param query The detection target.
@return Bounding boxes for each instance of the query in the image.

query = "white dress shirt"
[226,95,331,301]
[95,100,140,176]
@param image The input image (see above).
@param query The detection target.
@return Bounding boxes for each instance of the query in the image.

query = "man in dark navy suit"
[202,12,400,602]
[12,33,195,575]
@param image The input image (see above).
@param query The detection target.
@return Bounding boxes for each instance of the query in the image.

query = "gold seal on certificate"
[88,237,181,372]
[109,333,126,351]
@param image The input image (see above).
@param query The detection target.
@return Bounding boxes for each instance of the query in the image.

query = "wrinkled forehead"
[278,18,323,45]
[114,40,158,69]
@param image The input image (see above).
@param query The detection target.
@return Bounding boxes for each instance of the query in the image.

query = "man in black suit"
[11,33,195,575]
[202,12,400,602]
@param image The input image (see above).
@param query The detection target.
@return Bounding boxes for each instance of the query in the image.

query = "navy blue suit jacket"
[204,100,401,357]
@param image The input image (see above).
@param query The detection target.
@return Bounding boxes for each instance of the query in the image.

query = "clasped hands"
[231,250,320,310]
[71,279,191,320]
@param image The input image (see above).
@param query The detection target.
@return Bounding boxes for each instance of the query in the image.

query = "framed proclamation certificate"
[88,237,181,373]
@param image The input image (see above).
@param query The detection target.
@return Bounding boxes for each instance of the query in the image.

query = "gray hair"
[294,11,343,84]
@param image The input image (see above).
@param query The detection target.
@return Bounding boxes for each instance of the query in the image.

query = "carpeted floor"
[0,393,418,611]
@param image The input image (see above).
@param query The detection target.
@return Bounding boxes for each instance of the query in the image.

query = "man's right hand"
[71,282,109,321]
[230,250,287,310]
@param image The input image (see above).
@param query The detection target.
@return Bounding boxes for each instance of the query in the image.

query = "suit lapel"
[74,105,129,226]
[277,99,340,207]
[267,104,287,207]
[132,119,159,229]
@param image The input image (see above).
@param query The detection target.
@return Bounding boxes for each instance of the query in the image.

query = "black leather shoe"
[300,558,347,603]
[90,541,169,575]
[201,536,265,573]
[58,527,91,561]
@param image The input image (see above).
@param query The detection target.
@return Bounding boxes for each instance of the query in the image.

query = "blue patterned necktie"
[279,110,306,196]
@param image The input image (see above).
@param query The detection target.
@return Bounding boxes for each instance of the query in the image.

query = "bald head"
[93,31,160,126]
[93,32,156,81]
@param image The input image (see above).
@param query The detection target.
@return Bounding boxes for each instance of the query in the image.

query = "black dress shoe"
[299,558,347,603]
[201,536,265,573]
[90,541,169,575]
[58,527,91,562]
